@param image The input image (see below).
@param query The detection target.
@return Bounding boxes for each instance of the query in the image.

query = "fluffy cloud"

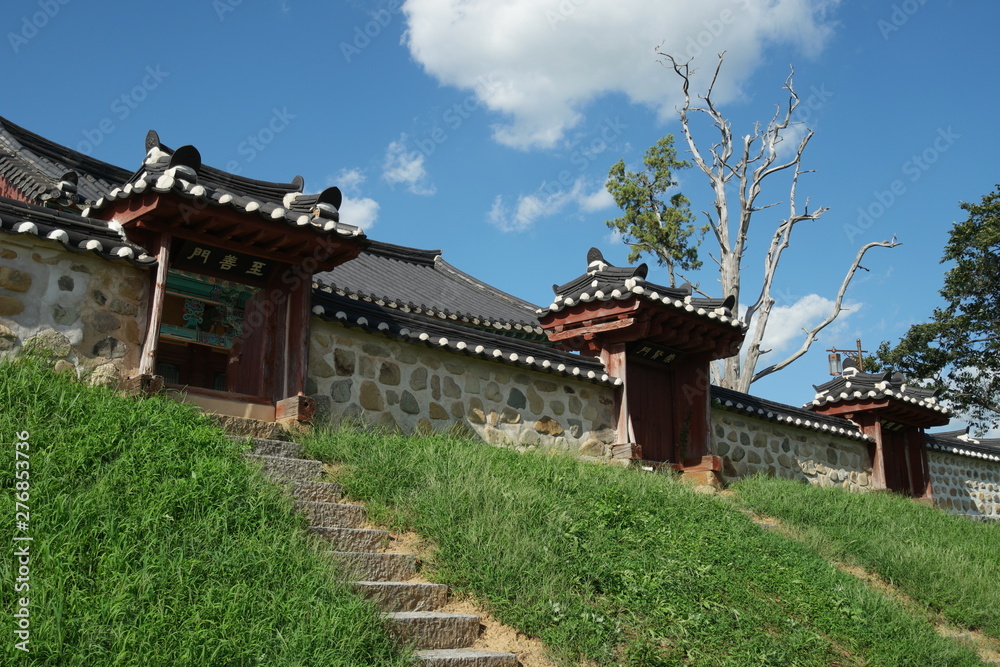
[488,178,614,232]
[328,168,380,231]
[752,293,860,358]
[382,136,436,195]
[402,0,840,149]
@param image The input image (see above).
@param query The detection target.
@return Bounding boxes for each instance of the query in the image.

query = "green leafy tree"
[875,186,1000,431]
[604,135,704,287]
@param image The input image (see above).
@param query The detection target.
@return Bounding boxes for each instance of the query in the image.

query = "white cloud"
[334,167,366,194]
[579,186,615,212]
[382,136,436,195]
[339,196,380,231]
[490,178,616,232]
[327,168,380,231]
[748,293,860,358]
[402,0,840,149]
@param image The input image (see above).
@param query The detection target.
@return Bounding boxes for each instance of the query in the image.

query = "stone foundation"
[0,235,149,385]
[307,320,618,458]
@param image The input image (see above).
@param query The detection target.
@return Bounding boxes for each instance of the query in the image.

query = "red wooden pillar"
[285,267,312,397]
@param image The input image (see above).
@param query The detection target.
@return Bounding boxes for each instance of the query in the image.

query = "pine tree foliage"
[604,135,705,287]
[876,186,1000,431]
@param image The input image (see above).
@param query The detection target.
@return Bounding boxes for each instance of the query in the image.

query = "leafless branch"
[750,237,902,385]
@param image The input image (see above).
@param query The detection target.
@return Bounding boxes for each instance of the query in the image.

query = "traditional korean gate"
[625,353,710,463]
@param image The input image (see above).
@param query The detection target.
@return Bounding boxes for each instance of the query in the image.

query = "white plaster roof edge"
[927,440,1000,463]
[1,216,155,266]
[314,281,546,336]
[712,396,872,442]
[85,175,363,239]
[311,303,622,388]
[539,284,747,330]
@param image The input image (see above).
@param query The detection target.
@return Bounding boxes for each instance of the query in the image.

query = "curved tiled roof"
[927,428,1000,463]
[84,143,364,240]
[0,196,154,265]
[538,248,744,330]
[315,241,545,338]
[0,116,130,206]
[712,385,870,442]
[807,367,950,416]
[312,289,619,387]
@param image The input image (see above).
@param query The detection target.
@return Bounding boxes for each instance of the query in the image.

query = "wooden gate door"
[627,359,674,461]
[626,355,710,463]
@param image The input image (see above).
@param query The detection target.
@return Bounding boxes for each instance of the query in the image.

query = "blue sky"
[2,0,995,432]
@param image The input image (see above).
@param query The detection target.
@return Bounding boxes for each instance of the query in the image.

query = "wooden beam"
[546,317,636,341]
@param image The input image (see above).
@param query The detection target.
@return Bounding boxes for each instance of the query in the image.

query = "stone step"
[354,581,448,612]
[328,551,417,582]
[384,612,481,651]
[295,500,365,528]
[228,435,303,458]
[244,454,322,483]
[413,649,519,666]
[289,479,342,504]
[308,526,389,552]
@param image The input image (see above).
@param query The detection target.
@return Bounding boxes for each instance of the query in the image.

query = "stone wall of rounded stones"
[928,451,1000,520]
[711,409,873,491]
[0,235,149,385]
[307,320,618,458]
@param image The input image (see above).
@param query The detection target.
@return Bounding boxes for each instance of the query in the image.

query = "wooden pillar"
[138,233,171,376]
[858,417,886,491]
[285,267,312,397]
[907,428,932,499]
[600,344,632,446]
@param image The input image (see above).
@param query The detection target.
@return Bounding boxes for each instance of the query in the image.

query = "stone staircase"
[239,437,519,666]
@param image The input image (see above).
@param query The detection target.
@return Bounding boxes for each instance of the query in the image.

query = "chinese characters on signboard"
[174,241,272,280]
[629,342,679,366]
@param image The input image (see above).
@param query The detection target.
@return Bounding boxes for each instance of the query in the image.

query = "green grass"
[0,355,410,666]
[305,427,984,666]
[733,474,1000,640]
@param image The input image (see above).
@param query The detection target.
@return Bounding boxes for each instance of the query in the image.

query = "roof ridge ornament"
[165,145,201,183]
[145,129,161,153]
[312,186,342,221]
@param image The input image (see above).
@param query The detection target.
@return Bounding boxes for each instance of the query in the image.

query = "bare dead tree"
[659,50,900,393]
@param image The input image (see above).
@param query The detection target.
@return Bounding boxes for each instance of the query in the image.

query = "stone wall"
[307,320,619,458]
[0,234,149,385]
[928,451,1000,520]
[711,408,873,492]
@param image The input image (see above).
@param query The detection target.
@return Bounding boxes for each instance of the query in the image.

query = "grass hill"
[0,355,409,666]
[305,428,998,666]
[2,354,997,665]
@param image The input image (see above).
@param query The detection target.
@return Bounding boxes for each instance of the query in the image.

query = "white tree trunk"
[660,51,899,393]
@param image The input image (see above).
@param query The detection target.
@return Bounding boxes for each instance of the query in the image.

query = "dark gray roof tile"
[315,240,544,336]
[0,196,154,266]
